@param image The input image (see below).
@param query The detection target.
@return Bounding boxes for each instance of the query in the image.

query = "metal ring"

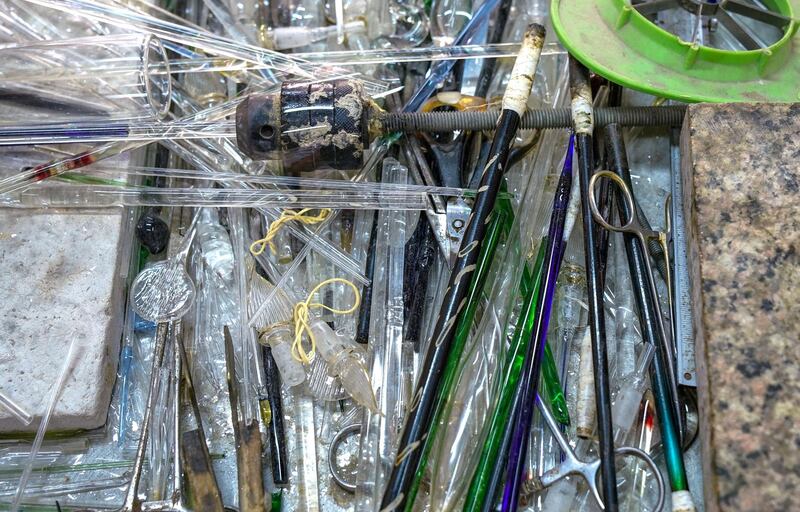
[588,170,636,233]
[141,34,172,120]
[329,423,362,493]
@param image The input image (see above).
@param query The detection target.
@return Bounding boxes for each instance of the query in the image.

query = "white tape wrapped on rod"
[502,24,546,116]
[571,92,594,135]
[672,490,696,512]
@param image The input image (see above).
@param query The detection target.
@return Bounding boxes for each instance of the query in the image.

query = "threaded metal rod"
[380,105,686,132]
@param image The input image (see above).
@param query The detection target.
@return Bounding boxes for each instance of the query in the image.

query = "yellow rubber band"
[291,278,361,364]
[250,208,331,256]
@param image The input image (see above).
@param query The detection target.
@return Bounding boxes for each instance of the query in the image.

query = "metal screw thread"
[381,105,687,132]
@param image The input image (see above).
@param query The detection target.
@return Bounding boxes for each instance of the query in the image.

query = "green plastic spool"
[551,0,800,102]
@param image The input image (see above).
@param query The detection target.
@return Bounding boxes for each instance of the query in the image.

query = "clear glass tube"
[0,95,240,195]
[230,208,261,424]
[0,390,33,426]
[75,165,469,197]
[0,34,172,124]
[10,338,78,512]
[0,474,130,499]
[0,118,231,146]
[2,184,433,209]
[0,0,105,44]
[355,158,409,511]
[294,387,321,511]
[42,42,562,75]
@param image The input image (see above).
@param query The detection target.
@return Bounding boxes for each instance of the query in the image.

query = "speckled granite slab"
[0,206,126,433]
[681,103,800,512]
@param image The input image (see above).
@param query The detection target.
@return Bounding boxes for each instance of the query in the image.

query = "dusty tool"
[235,80,686,172]
[224,326,268,512]
[176,322,225,512]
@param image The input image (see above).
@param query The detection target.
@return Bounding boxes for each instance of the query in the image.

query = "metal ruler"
[669,128,696,387]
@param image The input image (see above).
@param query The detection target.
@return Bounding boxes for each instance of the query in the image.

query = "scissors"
[534,396,666,511]
[420,93,486,264]
[588,170,683,441]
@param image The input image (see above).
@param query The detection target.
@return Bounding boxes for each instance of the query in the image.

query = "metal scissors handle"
[588,171,661,241]
[590,171,674,317]
[588,170,683,442]
[536,396,666,511]
[588,170,669,335]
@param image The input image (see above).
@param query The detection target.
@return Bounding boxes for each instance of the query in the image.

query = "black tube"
[594,80,624,287]
[355,210,379,344]
[569,58,618,512]
[262,345,289,486]
[404,219,438,351]
[604,123,684,445]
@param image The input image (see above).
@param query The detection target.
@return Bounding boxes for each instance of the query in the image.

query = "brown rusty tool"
[224,326,267,512]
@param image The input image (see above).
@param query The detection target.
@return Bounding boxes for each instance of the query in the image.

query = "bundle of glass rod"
[1,174,470,209]
[0,36,547,146]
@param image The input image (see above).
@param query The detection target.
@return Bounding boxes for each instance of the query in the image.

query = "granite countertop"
[683,103,800,512]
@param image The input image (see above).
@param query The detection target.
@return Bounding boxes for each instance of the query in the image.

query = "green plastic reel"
[551,0,800,102]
